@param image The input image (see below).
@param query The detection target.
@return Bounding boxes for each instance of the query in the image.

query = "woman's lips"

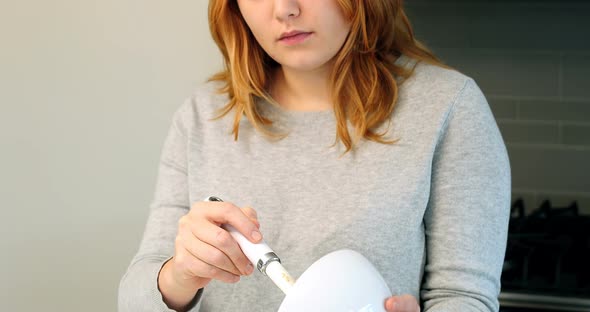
[279,32,312,45]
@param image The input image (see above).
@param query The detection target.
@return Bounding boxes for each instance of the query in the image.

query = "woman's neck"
[270,63,333,112]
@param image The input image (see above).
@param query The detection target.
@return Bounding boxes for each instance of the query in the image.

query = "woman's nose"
[274,0,300,22]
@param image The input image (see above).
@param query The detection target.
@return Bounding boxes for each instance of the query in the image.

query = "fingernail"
[251,230,262,241]
[245,263,254,275]
[386,299,395,311]
[232,275,240,283]
[390,301,396,310]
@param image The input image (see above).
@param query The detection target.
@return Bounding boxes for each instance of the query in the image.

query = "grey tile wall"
[488,97,518,119]
[497,120,560,144]
[508,145,589,192]
[405,0,590,214]
[519,100,590,122]
[563,123,590,145]
[563,54,590,98]
[435,49,561,97]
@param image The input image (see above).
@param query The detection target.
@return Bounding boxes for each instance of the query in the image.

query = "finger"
[386,295,420,312]
[176,247,241,284]
[179,231,242,276]
[205,202,263,243]
[384,297,395,312]
[399,294,420,312]
[189,218,254,275]
[241,206,260,228]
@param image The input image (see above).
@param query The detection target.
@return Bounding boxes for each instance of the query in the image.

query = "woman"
[119,0,511,311]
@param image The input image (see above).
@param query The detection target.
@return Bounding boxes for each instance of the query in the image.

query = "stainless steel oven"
[499,199,590,311]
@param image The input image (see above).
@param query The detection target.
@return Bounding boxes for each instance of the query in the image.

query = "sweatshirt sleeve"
[421,78,511,311]
[118,98,203,311]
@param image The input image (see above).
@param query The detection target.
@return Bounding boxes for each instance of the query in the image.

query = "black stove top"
[500,199,590,311]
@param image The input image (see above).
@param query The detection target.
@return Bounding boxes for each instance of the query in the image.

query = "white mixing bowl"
[278,249,391,312]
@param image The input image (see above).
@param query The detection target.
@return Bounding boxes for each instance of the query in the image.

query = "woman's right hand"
[158,200,262,310]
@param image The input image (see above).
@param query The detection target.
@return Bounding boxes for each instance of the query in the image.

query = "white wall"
[0,1,221,310]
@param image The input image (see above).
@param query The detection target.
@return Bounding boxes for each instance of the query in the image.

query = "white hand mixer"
[205,196,392,312]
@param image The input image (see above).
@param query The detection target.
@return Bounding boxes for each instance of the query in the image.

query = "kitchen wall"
[405,0,590,215]
[0,1,216,311]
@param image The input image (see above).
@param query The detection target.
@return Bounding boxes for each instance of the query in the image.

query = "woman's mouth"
[279,32,313,46]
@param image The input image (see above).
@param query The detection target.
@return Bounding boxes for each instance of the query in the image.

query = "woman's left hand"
[384,294,420,312]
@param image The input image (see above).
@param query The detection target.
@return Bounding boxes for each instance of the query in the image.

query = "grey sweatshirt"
[118,56,511,311]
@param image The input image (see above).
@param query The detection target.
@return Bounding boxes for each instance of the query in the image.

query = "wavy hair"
[207,0,451,153]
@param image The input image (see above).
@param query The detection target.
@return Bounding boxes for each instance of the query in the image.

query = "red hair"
[208,0,451,153]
